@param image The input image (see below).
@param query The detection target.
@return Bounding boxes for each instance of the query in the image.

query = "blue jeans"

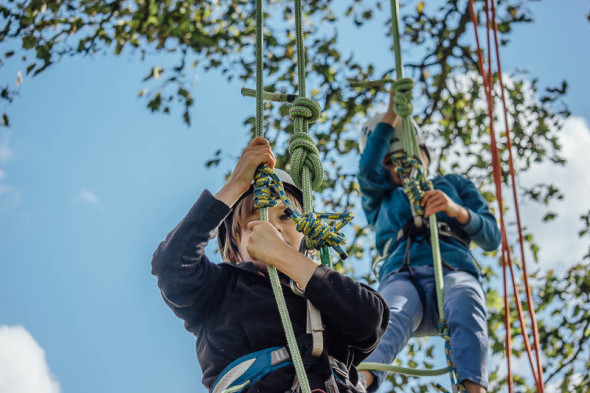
[366,266,488,391]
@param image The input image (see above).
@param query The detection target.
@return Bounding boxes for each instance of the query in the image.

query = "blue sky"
[0,2,588,393]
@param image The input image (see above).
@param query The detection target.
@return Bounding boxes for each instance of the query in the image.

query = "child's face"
[383,153,403,185]
[382,149,430,185]
[238,202,304,271]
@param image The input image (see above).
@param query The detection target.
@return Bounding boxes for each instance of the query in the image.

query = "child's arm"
[358,120,396,226]
[421,175,502,251]
[358,91,401,226]
[152,137,277,328]
[247,222,389,357]
[151,189,231,328]
[453,175,502,251]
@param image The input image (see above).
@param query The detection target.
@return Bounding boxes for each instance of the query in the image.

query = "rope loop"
[391,77,415,118]
[289,97,321,124]
[288,132,323,191]
[391,152,432,215]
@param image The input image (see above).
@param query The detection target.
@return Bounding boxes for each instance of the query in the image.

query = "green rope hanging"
[251,1,311,392]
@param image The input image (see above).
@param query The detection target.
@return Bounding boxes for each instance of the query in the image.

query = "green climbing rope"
[358,362,450,377]
[252,1,311,392]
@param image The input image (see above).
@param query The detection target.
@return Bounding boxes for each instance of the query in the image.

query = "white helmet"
[359,114,428,158]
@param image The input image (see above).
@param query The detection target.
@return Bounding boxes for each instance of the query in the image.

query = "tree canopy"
[1,0,587,391]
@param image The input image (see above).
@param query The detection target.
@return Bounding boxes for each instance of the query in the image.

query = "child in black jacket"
[152,137,389,392]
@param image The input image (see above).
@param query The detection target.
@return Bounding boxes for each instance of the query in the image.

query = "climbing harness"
[210,347,292,393]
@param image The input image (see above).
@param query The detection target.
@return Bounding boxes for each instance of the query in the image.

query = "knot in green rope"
[391,78,414,118]
[391,152,432,215]
[288,132,323,191]
[289,97,321,123]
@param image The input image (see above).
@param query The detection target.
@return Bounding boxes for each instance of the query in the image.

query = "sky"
[0,2,588,393]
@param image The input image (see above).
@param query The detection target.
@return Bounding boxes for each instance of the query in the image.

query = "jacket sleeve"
[357,122,396,227]
[151,190,231,328]
[304,266,389,357]
[452,175,502,251]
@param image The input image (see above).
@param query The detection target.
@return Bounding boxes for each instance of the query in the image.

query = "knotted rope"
[288,97,323,191]
[391,78,414,118]
[253,165,352,260]
[391,152,433,216]
[251,0,310,391]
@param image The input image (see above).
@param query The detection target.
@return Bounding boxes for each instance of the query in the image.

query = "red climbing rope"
[467,0,545,392]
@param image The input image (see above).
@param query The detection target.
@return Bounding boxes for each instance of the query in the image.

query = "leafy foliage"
[1,0,586,391]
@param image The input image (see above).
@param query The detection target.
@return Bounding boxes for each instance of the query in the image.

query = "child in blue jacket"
[357,92,501,393]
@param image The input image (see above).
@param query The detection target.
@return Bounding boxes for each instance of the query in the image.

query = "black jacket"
[152,190,389,392]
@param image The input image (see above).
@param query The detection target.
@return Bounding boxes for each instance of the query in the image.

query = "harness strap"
[212,346,357,393]
[307,301,324,358]
[399,236,428,309]
[211,347,290,393]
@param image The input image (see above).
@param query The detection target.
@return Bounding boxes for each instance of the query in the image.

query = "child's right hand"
[215,137,276,207]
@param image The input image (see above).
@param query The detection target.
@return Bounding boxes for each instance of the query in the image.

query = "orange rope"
[468,1,545,391]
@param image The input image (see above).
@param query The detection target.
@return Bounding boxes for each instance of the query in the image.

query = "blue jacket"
[358,122,501,280]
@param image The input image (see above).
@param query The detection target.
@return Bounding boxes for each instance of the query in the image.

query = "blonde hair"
[221,189,303,263]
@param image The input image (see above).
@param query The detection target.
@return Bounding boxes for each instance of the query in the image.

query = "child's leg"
[443,270,488,392]
[362,272,424,391]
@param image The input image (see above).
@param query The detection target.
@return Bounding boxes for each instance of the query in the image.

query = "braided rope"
[254,165,352,260]
[252,1,310,392]
[391,78,414,118]
[291,0,323,216]
[288,98,323,191]
[391,152,432,215]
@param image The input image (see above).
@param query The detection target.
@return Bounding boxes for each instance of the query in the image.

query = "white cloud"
[519,116,590,273]
[0,169,5,180]
[0,325,61,393]
[77,188,100,206]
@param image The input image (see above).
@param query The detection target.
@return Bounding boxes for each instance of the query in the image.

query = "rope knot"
[392,78,414,118]
[292,211,353,260]
[289,97,321,123]
[392,152,432,215]
[288,132,323,191]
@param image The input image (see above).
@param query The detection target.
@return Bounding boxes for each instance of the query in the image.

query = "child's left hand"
[246,221,291,265]
[421,190,470,225]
